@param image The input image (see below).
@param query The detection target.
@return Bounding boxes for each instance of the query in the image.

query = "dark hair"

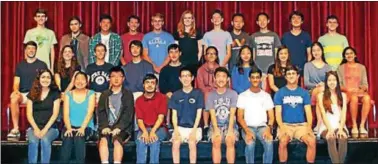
[73,71,89,89]
[285,65,300,75]
[143,73,158,84]
[69,16,82,26]
[323,71,343,114]
[273,46,292,77]
[203,46,220,65]
[34,8,47,16]
[168,43,181,52]
[212,9,224,18]
[340,46,360,65]
[128,15,140,23]
[214,67,230,77]
[232,13,244,21]
[24,41,38,49]
[179,66,193,77]
[56,45,79,79]
[100,14,113,22]
[326,15,338,23]
[248,66,262,77]
[256,12,270,21]
[129,40,143,55]
[310,42,327,63]
[289,11,304,22]
[94,43,107,52]
[109,66,125,76]
[29,69,58,101]
[236,45,255,74]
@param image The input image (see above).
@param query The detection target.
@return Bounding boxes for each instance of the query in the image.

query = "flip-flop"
[351,128,359,135]
[360,128,368,134]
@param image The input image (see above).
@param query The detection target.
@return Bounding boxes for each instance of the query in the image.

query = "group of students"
[7,7,372,164]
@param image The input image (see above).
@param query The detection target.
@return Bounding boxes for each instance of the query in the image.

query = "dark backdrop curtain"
[2,1,378,131]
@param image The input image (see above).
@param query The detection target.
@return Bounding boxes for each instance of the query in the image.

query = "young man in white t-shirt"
[237,66,275,164]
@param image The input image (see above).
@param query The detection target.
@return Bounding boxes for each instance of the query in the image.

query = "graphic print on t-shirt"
[255,36,274,57]
[283,95,304,108]
[36,35,48,47]
[149,37,167,48]
[90,71,109,86]
[214,97,231,125]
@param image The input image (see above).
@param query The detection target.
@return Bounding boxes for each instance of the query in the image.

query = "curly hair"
[177,10,197,38]
[55,45,79,78]
[29,69,58,102]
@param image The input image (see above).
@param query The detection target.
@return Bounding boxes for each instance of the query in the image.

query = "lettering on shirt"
[148,37,167,48]
[90,71,110,85]
[254,36,274,57]
[283,95,303,108]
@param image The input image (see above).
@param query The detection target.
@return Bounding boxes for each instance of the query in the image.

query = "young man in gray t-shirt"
[229,13,250,70]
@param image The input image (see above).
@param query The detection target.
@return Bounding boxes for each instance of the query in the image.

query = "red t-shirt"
[135,92,167,127]
[121,32,144,64]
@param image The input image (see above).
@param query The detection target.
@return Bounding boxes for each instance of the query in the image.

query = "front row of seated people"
[8,40,371,163]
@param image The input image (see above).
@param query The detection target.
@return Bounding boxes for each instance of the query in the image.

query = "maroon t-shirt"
[121,32,144,64]
[135,92,167,127]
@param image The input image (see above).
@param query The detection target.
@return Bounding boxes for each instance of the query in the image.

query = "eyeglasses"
[35,15,46,18]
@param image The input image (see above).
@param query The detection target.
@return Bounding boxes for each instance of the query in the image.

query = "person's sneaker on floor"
[7,129,21,139]
[202,126,209,142]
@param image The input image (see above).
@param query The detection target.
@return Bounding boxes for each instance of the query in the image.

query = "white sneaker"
[7,129,20,139]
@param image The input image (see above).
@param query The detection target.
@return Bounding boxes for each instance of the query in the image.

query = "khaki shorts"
[277,123,314,141]
[171,126,202,143]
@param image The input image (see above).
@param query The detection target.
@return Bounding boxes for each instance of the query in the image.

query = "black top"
[267,64,287,93]
[15,59,48,92]
[86,62,113,92]
[159,64,184,94]
[55,65,81,92]
[173,29,202,66]
[27,89,60,129]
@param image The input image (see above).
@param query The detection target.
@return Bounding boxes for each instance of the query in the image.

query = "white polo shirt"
[237,89,274,127]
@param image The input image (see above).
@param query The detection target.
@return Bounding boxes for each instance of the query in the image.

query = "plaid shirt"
[89,32,123,66]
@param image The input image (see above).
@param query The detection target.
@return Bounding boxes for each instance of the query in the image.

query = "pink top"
[196,62,219,100]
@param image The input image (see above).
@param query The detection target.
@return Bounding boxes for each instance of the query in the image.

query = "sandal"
[351,127,359,135]
[7,129,20,138]
[360,127,368,135]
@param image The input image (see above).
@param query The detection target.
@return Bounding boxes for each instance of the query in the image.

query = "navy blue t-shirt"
[86,62,113,92]
[281,31,312,72]
[273,86,311,123]
[16,59,48,92]
[169,88,204,128]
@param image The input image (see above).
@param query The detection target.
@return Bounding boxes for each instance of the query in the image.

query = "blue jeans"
[136,127,167,163]
[60,127,94,163]
[242,126,274,164]
[27,127,59,163]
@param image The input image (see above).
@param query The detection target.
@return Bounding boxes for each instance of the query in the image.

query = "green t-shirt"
[23,27,57,69]
[318,33,349,70]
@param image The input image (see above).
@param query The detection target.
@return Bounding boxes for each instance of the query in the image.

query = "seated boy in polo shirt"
[274,65,316,164]
[170,67,204,164]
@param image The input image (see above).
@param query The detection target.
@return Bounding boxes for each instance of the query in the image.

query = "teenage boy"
[59,16,90,71]
[120,15,144,65]
[281,11,312,74]
[207,67,239,163]
[229,13,250,70]
[170,67,204,164]
[23,8,57,70]
[274,65,316,164]
[135,74,168,163]
[237,66,274,164]
[142,13,175,73]
[97,66,134,164]
[202,9,233,68]
[89,14,123,66]
[7,41,48,139]
[86,43,114,102]
[318,15,349,70]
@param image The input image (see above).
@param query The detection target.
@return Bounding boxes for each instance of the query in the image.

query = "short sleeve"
[75,65,81,71]
[23,30,31,44]
[267,64,274,75]
[158,95,168,116]
[226,32,233,45]
[305,32,312,48]
[202,33,209,46]
[51,90,62,101]
[236,94,246,109]
[173,31,179,40]
[273,89,283,105]
[249,34,256,48]
[263,93,275,111]
[135,100,144,120]
[142,35,149,49]
[274,33,282,47]
[196,30,203,40]
[343,36,349,48]
[50,31,58,45]
[205,92,214,111]
[168,93,177,110]
[303,89,311,105]
[196,91,205,109]
[230,90,238,108]
[167,33,175,45]
[15,64,22,77]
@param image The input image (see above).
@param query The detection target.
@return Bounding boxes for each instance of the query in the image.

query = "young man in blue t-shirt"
[170,67,204,164]
[281,11,312,74]
[142,13,175,74]
[274,65,316,164]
